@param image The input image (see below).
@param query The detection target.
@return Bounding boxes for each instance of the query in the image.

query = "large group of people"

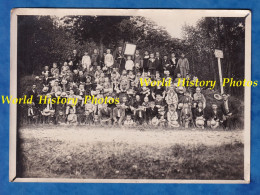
[25,47,239,130]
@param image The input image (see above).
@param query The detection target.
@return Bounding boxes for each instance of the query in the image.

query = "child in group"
[140,85,150,100]
[51,63,59,76]
[94,65,103,79]
[180,103,193,128]
[78,70,85,84]
[178,90,193,110]
[132,95,145,125]
[193,101,205,129]
[123,114,135,127]
[207,103,222,129]
[134,50,143,73]
[103,77,113,96]
[77,97,85,125]
[82,51,92,72]
[125,55,134,72]
[174,73,182,84]
[99,104,113,126]
[127,70,135,82]
[104,49,114,73]
[113,103,125,125]
[85,101,95,125]
[56,110,67,125]
[67,108,78,125]
[142,96,150,124]
[27,102,37,124]
[167,104,179,128]
[142,51,150,72]
[147,53,157,76]
[66,90,76,114]
[146,101,159,125]
[165,86,178,107]
[42,65,49,76]
[111,67,120,88]
[193,87,206,109]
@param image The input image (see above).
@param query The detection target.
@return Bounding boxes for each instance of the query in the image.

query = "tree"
[182,17,245,97]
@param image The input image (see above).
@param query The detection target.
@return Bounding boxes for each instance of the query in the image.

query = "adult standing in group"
[91,49,100,69]
[155,52,163,74]
[177,53,189,78]
[134,50,143,73]
[220,93,238,130]
[115,46,125,73]
[169,53,178,77]
[71,49,80,71]
[27,84,39,106]
[142,50,150,73]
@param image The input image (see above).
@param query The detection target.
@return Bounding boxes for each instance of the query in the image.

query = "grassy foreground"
[17,136,244,180]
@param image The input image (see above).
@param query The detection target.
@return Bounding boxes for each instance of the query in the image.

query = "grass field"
[17,125,244,180]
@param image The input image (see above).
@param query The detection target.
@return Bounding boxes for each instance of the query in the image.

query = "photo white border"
[10,8,251,183]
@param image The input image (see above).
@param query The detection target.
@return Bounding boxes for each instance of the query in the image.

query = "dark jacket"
[148,59,157,70]
[146,106,159,119]
[220,99,238,115]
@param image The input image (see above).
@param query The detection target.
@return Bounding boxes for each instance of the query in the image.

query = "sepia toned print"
[10,9,251,183]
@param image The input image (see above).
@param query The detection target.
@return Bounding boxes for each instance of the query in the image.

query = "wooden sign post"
[214,49,224,94]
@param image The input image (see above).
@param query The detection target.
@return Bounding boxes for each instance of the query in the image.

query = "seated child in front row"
[193,101,205,129]
[123,114,135,127]
[180,103,193,128]
[67,108,78,125]
[207,103,222,129]
[167,104,179,128]
[56,110,66,125]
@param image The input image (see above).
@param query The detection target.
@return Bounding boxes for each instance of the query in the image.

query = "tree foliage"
[18,16,246,96]
[182,17,245,96]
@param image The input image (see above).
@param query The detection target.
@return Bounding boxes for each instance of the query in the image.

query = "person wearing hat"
[55,91,66,118]
[220,93,238,130]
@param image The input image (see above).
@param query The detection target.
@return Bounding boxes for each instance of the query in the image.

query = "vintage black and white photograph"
[10,9,251,183]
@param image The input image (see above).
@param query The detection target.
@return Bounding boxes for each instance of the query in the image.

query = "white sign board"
[214,49,224,58]
[124,43,137,56]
